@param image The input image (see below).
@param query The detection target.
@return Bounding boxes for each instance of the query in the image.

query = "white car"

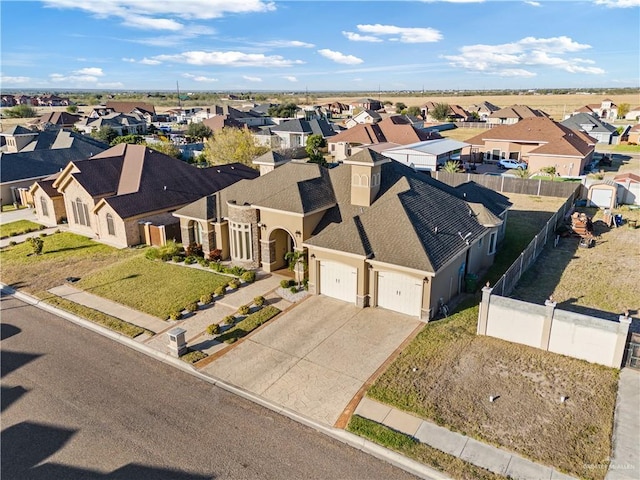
[498,159,527,170]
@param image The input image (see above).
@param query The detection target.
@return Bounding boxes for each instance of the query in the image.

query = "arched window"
[188,220,203,245]
[361,175,369,187]
[72,197,90,226]
[40,196,49,217]
[229,221,252,261]
[352,174,361,186]
[106,213,115,236]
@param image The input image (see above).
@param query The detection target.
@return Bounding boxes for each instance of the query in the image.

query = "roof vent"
[434,226,438,234]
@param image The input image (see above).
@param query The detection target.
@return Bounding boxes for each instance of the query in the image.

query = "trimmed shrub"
[200,293,213,305]
[223,315,236,325]
[39,224,46,230]
[241,270,256,283]
[210,261,223,272]
[206,323,220,335]
[39,232,47,238]
[145,248,160,260]
[169,311,183,321]
[238,305,250,316]
[185,242,203,258]
[208,249,222,261]
[198,258,209,267]
[280,279,292,289]
[302,278,309,291]
[214,286,226,297]
[180,349,208,364]
[227,279,240,290]
[254,296,265,307]
[157,240,183,260]
[216,306,280,344]
[229,265,246,276]
[9,232,17,237]
[172,255,183,263]
[28,236,44,255]
[185,302,198,313]
[184,256,196,265]
[55,229,61,234]
[9,241,17,247]
[225,337,237,344]
[290,286,298,294]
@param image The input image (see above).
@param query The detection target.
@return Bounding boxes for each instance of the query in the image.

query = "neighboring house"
[1,95,17,107]
[571,99,618,122]
[0,126,39,153]
[1,129,107,206]
[36,94,70,106]
[625,107,640,122]
[463,116,596,176]
[324,102,350,115]
[174,149,511,320]
[104,101,157,122]
[421,102,471,122]
[345,109,382,129]
[468,101,500,121]
[486,105,548,125]
[76,112,147,136]
[613,172,640,205]
[30,143,258,246]
[626,124,640,144]
[29,112,81,130]
[382,139,470,172]
[267,118,336,149]
[328,116,441,161]
[560,113,620,145]
[351,98,383,112]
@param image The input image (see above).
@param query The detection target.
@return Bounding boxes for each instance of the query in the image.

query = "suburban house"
[328,116,441,161]
[560,113,620,145]
[486,105,548,125]
[76,112,147,136]
[351,98,384,112]
[323,102,350,116]
[625,107,640,122]
[571,99,618,122]
[263,118,336,149]
[104,101,157,123]
[382,139,470,172]
[36,94,71,107]
[421,102,471,122]
[200,105,272,129]
[463,116,596,176]
[30,143,258,247]
[0,126,40,153]
[626,124,640,144]
[29,111,81,130]
[345,109,382,129]
[173,149,511,319]
[468,101,500,121]
[1,129,107,206]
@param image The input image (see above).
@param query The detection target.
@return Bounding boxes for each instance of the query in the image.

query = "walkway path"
[0,225,67,248]
[48,284,169,334]
[606,368,640,480]
[355,397,577,480]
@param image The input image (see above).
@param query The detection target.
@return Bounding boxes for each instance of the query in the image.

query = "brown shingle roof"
[489,105,547,119]
[105,101,156,115]
[330,117,432,145]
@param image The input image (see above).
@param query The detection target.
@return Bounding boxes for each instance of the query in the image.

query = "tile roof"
[465,117,595,157]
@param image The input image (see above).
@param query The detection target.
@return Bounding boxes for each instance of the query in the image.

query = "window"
[352,174,361,186]
[361,175,369,187]
[40,196,49,217]
[188,220,203,244]
[509,152,519,160]
[488,232,497,255]
[492,149,500,161]
[230,222,252,261]
[72,197,90,226]
[106,213,115,236]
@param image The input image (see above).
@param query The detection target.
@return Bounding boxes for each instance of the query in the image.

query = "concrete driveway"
[203,295,421,426]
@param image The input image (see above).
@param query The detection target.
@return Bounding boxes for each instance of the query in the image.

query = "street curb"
[1,284,449,480]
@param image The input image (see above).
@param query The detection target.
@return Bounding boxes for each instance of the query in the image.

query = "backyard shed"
[382,138,469,172]
[613,172,640,205]
[587,181,618,209]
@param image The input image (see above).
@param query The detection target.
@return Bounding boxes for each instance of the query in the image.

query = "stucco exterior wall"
[428,252,467,316]
[32,189,65,227]
[2,178,41,206]
[527,154,588,176]
[60,178,99,237]
[306,247,368,306]
[226,203,259,268]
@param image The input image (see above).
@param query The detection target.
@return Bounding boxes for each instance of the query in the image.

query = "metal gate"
[624,333,640,369]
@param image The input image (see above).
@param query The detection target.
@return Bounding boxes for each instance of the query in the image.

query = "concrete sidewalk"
[606,368,640,480]
[0,226,66,248]
[355,397,577,480]
[48,284,169,334]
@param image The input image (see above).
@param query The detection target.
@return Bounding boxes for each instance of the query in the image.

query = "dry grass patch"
[513,206,640,318]
[368,302,618,480]
[440,127,488,142]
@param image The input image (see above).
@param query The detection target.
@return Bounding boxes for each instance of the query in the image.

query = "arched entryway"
[269,228,295,271]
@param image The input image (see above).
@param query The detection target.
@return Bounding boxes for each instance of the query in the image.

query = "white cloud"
[524,1,541,6]
[444,36,605,75]
[183,73,218,82]
[356,24,442,43]
[98,82,124,88]
[122,14,183,30]
[594,0,640,7]
[122,57,136,63]
[1,75,30,84]
[262,40,315,48]
[243,75,262,82]
[317,49,363,65]
[342,31,382,43]
[50,73,98,83]
[74,67,104,76]
[283,76,298,82]
[139,57,162,65]
[150,50,303,67]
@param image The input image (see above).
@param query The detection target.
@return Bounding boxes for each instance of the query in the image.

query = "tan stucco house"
[30,143,257,247]
[174,149,511,320]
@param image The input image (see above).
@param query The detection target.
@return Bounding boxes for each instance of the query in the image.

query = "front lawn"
[368,301,618,480]
[76,256,231,319]
[0,220,45,238]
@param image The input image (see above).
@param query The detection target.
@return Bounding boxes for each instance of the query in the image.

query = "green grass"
[180,349,208,364]
[216,305,281,343]
[347,416,505,480]
[0,220,45,238]
[530,175,583,182]
[613,144,640,153]
[1,204,28,212]
[43,295,147,338]
[76,256,231,319]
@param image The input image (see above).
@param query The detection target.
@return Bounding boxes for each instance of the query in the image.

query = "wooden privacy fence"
[492,193,577,297]
[432,171,583,199]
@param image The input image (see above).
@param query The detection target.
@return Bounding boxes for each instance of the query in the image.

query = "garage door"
[377,271,423,317]
[319,261,357,304]
[590,188,614,208]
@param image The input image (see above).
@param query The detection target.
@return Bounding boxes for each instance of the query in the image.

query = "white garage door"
[319,261,357,304]
[590,188,614,208]
[377,271,423,317]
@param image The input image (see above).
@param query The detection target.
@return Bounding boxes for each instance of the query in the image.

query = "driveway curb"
[0,283,449,480]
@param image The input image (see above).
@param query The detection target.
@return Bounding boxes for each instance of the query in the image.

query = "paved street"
[1,294,418,480]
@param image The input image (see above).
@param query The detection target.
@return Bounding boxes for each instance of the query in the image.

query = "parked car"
[498,159,527,170]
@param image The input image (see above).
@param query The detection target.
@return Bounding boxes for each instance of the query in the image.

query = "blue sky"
[1,0,639,91]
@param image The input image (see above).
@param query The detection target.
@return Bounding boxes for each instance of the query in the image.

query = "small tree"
[3,104,38,118]
[406,106,421,118]
[186,122,213,141]
[441,161,462,173]
[27,237,44,255]
[203,127,267,167]
[305,134,326,165]
[395,102,407,114]
[431,103,450,122]
[469,111,481,121]
[66,105,79,114]
[110,134,145,146]
[617,103,630,119]
[514,168,530,179]
[268,103,298,118]
[147,141,182,159]
[91,125,118,144]
[284,250,307,289]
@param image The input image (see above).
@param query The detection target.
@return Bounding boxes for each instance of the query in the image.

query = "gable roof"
[489,105,547,120]
[31,111,80,126]
[470,101,500,112]
[613,172,640,184]
[1,125,36,136]
[270,118,335,137]
[330,116,437,146]
[465,117,595,157]
[105,101,156,116]
[561,113,617,134]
